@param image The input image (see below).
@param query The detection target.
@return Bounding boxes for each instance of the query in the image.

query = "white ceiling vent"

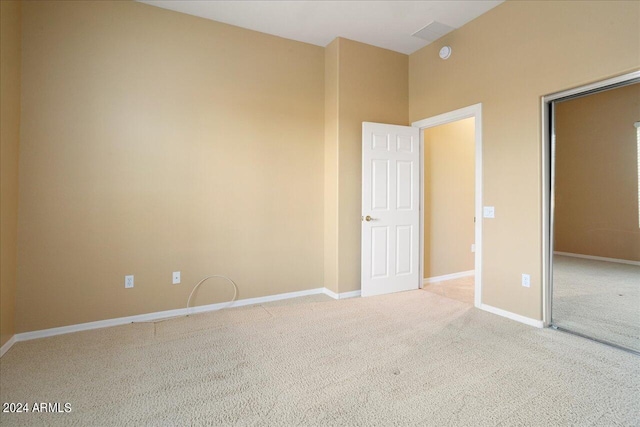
[412,21,456,42]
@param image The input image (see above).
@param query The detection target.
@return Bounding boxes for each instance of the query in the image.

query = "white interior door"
[362,122,420,297]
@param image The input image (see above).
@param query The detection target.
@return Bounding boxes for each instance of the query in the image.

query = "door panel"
[362,122,420,297]
[396,225,413,275]
[396,161,413,210]
[372,160,389,210]
[373,133,390,151]
[371,227,389,278]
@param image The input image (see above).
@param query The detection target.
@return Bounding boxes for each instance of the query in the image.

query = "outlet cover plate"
[172,271,180,285]
[125,275,134,289]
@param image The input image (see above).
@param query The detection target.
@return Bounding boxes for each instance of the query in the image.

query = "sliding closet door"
[551,82,640,353]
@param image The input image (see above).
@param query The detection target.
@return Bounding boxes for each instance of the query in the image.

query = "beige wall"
[323,39,339,294]
[423,118,475,278]
[10,0,640,333]
[1,0,22,347]
[332,38,409,293]
[16,1,325,332]
[410,0,640,320]
[554,83,640,261]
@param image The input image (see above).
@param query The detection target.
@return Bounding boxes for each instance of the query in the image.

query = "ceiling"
[137,1,504,55]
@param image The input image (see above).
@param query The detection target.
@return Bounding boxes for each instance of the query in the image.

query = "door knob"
[365,215,375,222]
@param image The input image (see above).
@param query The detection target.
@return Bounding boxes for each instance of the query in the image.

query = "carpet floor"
[553,255,640,352]
[1,290,639,426]
[422,275,475,305]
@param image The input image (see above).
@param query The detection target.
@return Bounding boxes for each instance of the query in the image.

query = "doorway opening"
[421,118,476,304]
[413,104,483,308]
[360,105,482,301]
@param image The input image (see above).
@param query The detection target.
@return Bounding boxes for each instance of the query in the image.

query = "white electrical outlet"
[483,206,495,218]
[172,271,180,285]
[471,243,475,253]
[125,275,134,289]
[522,274,531,288]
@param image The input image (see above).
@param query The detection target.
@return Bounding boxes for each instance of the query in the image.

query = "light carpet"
[1,290,639,426]
[553,255,640,352]
[422,275,475,305]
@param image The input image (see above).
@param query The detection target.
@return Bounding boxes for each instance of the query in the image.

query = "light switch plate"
[483,206,495,218]
[172,271,180,285]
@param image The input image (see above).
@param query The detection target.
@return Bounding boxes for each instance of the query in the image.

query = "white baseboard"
[337,290,361,299]
[0,335,16,358]
[479,304,544,328]
[554,252,640,266]
[423,270,474,284]
[13,287,329,343]
[7,287,362,347]
[323,288,361,300]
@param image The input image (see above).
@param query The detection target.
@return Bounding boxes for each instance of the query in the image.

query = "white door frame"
[412,103,483,308]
